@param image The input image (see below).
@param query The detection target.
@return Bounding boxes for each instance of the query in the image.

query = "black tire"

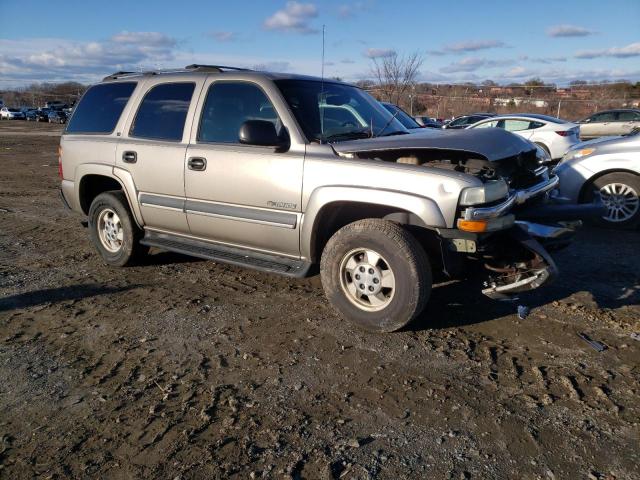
[583,172,640,229]
[88,191,148,266]
[320,219,432,332]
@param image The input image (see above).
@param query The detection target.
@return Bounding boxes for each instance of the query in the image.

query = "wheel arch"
[578,168,640,202]
[76,165,144,228]
[301,186,446,262]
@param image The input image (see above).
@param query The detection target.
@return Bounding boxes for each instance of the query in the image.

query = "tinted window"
[617,111,640,121]
[66,82,136,134]
[529,121,545,129]
[449,117,469,127]
[591,111,616,122]
[130,83,194,141]
[198,82,279,143]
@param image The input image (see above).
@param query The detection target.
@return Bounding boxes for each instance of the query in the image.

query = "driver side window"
[198,82,280,144]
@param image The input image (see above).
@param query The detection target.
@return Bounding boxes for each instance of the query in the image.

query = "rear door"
[116,78,205,234]
[184,78,304,257]
[614,110,640,135]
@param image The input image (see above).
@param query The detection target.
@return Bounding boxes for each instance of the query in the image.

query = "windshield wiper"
[324,129,373,142]
[377,130,410,137]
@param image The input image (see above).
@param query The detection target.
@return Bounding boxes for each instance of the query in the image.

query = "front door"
[184,79,304,257]
[116,79,204,234]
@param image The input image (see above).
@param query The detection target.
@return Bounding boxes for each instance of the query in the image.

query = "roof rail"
[184,64,252,72]
[103,64,252,81]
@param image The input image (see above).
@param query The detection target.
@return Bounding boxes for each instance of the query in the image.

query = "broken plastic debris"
[517,305,530,320]
[577,332,607,352]
[630,332,640,342]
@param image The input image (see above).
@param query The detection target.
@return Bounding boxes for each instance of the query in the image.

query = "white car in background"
[0,107,26,120]
[467,114,580,161]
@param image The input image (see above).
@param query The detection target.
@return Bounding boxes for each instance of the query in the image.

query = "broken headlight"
[459,179,509,206]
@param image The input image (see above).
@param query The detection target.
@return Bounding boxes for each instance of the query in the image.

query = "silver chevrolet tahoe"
[59,64,590,332]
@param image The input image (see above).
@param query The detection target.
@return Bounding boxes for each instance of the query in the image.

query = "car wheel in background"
[534,142,551,158]
[88,191,149,266]
[320,219,432,332]
[584,172,640,229]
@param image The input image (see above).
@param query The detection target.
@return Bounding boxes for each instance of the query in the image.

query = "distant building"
[493,97,548,108]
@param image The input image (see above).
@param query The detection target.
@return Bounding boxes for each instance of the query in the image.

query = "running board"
[141,231,312,278]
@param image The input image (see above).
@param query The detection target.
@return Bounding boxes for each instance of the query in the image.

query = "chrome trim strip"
[185,200,297,229]
[139,193,184,211]
[138,193,298,228]
[464,175,559,220]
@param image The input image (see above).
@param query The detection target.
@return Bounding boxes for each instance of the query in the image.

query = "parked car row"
[422,108,640,140]
[1,106,71,123]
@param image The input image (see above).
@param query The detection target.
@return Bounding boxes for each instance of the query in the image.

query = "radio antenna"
[320,24,326,144]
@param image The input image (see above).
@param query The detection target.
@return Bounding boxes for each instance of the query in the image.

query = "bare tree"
[370,51,423,106]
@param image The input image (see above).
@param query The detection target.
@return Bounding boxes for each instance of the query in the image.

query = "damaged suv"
[59,65,595,332]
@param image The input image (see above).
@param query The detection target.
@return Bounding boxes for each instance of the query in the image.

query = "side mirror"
[239,120,286,148]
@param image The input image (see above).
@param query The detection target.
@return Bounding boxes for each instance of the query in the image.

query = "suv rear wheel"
[88,191,148,266]
[320,219,431,332]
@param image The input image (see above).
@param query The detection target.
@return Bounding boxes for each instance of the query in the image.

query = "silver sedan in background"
[553,132,640,228]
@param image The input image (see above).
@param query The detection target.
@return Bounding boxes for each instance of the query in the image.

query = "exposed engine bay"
[351,147,544,190]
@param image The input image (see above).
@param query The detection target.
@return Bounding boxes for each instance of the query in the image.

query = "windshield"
[275,79,407,142]
[382,103,421,129]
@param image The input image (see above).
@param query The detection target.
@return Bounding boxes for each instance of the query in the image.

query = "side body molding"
[300,186,446,261]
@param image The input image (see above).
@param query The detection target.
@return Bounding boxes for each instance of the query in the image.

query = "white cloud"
[252,61,291,72]
[110,31,176,47]
[440,57,514,73]
[442,39,506,53]
[497,66,640,84]
[208,31,237,42]
[263,2,319,34]
[547,24,595,38]
[576,42,640,59]
[0,33,177,87]
[363,48,396,59]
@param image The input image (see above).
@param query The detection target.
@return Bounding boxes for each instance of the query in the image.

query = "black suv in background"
[443,113,496,129]
[48,109,68,124]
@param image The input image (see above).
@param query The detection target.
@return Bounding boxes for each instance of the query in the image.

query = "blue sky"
[1,0,639,88]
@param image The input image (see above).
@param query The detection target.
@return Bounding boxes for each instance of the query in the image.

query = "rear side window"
[503,119,531,132]
[130,82,195,141]
[66,82,136,134]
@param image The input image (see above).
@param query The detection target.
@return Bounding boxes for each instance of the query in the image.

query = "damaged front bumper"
[480,222,562,300]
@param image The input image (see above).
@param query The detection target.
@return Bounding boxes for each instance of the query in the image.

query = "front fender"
[300,186,446,260]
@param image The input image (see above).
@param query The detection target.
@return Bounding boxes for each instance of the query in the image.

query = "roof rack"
[184,64,252,72]
[103,64,252,81]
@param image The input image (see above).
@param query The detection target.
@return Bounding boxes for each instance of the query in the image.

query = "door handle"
[188,157,207,171]
[122,151,137,163]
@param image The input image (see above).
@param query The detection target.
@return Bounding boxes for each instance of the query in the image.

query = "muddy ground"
[0,121,639,479]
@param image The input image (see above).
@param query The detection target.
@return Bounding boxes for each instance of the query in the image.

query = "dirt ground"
[0,121,639,480]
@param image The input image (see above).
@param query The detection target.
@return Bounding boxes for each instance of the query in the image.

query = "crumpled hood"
[331,127,536,161]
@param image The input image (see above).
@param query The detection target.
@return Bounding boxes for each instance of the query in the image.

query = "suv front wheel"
[320,219,431,332]
[88,191,148,266]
